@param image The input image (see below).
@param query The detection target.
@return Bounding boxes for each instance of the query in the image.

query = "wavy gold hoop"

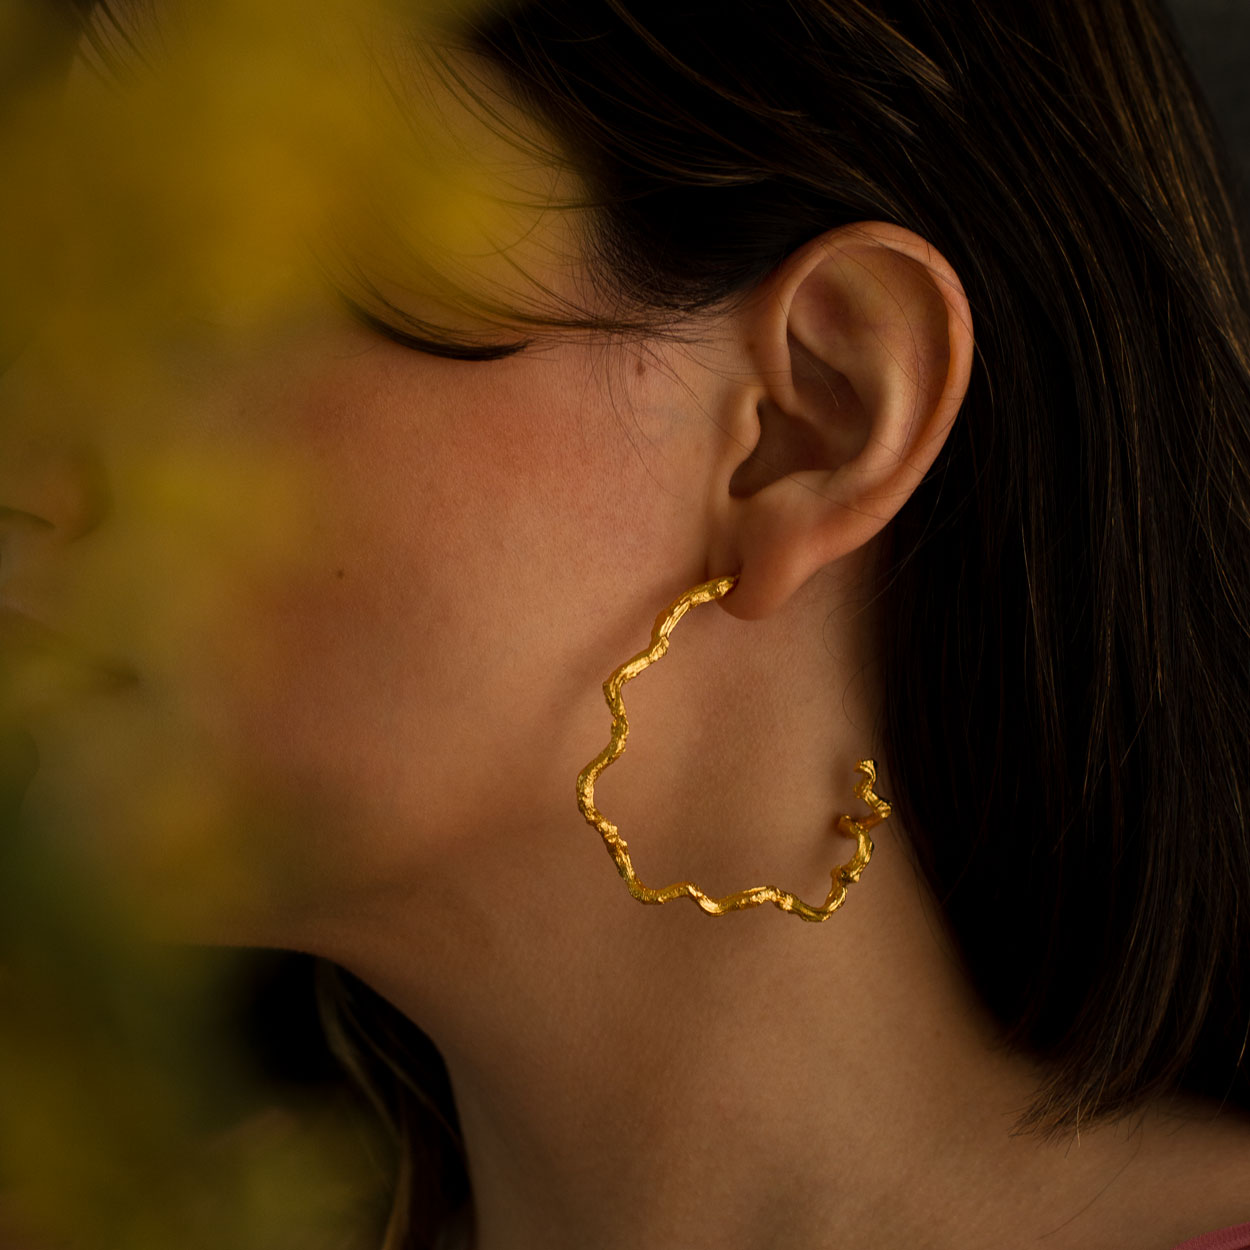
[575,573,892,921]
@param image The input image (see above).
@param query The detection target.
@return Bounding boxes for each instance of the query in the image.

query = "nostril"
[0,506,56,530]
[0,507,56,574]
[0,506,53,581]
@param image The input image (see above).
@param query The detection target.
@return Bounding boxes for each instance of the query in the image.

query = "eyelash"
[338,293,531,362]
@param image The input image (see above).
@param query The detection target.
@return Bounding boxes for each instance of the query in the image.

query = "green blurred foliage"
[0,739,394,1250]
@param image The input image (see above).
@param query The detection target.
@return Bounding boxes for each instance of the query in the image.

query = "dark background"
[1166,0,1250,206]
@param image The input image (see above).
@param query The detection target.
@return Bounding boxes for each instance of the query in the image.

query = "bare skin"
[1,14,1247,1250]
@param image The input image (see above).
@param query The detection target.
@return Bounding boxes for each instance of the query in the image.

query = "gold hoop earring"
[575,573,892,922]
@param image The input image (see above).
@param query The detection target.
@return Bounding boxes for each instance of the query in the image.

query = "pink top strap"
[1171,1222,1250,1250]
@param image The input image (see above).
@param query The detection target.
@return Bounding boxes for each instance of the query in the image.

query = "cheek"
[162,348,630,893]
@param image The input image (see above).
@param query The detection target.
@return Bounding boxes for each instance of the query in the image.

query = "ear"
[707,221,974,621]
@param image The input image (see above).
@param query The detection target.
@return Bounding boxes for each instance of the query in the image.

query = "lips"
[0,606,138,713]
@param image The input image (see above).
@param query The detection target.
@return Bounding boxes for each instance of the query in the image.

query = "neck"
[335,821,1250,1250]
[312,595,1250,1250]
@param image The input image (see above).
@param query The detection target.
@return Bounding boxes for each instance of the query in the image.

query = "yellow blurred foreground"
[0,0,507,1244]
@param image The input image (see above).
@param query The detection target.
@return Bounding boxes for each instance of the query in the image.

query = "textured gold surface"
[576,574,891,921]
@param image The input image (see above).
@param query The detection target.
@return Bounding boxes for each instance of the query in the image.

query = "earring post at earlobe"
[575,573,891,922]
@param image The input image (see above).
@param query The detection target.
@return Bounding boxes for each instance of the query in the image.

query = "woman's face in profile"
[2,1,732,947]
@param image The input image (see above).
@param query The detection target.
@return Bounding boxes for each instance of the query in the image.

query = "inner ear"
[789,332,850,416]
[728,399,830,498]
[728,334,868,500]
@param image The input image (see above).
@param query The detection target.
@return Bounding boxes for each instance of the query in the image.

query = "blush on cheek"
[82,331,687,928]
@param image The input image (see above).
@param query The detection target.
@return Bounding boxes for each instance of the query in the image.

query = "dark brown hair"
[42,0,1246,1244]
[312,0,1250,1244]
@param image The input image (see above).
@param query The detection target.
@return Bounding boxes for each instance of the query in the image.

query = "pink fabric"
[1171,1222,1250,1250]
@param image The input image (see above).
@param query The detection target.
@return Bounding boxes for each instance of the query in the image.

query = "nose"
[0,442,109,545]
[0,354,111,593]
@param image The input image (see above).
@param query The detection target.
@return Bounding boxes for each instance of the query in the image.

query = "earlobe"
[711,221,974,621]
